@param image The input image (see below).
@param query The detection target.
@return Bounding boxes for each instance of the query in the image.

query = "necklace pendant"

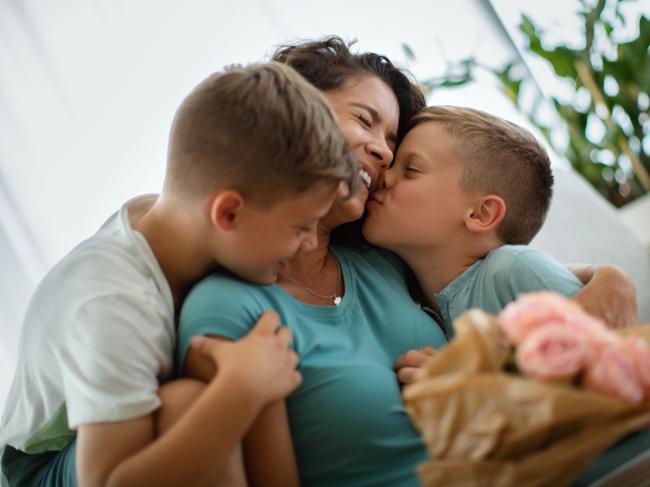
[333,296,342,306]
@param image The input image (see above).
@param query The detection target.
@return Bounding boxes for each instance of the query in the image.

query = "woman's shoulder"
[188,267,264,297]
[181,269,269,325]
[335,245,409,277]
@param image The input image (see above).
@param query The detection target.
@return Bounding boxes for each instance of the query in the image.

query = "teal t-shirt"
[177,246,447,487]
[434,245,583,336]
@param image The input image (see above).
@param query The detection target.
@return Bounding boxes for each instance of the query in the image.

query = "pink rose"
[567,315,619,366]
[499,292,589,345]
[516,323,591,382]
[584,342,644,404]
[624,337,650,395]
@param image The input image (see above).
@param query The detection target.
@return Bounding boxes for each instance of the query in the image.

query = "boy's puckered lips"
[367,192,384,205]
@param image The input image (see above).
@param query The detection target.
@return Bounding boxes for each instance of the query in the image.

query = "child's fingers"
[275,326,293,347]
[286,349,299,369]
[190,335,206,351]
[396,366,420,385]
[393,349,431,370]
[251,309,281,336]
[420,346,437,356]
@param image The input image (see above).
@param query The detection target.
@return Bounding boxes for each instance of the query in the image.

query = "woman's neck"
[284,230,332,278]
[277,228,346,305]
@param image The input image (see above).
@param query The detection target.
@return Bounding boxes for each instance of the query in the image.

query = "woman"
[177,37,638,487]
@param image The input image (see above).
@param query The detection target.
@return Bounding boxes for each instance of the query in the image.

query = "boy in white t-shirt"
[0,62,358,486]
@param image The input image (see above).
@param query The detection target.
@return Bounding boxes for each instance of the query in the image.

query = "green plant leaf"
[411,1,649,205]
[402,43,416,62]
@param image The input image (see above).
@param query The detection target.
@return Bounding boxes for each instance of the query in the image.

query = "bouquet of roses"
[404,292,650,487]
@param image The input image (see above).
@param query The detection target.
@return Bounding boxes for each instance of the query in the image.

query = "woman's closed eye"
[357,114,372,128]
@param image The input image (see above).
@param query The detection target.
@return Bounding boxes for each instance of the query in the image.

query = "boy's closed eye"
[395,158,422,176]
[404,164,421,174]
[294,220,318,235]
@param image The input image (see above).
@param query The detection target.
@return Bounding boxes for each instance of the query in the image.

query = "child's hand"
[569,264,638,328]
[393,346,437,386]
[190,310,301,404]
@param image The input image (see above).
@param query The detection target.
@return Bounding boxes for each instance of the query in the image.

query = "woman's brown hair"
[271,36,425,141]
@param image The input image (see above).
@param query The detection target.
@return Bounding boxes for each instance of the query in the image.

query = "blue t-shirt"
[434,245,583,336]
[177,246,447,487]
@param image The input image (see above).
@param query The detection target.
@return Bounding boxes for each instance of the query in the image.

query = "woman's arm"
[243,401,300,487]
[569,264,638,328]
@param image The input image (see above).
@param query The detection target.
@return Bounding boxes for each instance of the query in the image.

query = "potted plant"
[406,0,649,212]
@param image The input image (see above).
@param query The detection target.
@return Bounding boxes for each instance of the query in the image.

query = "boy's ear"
[208,190,245,231]
[465,195,506,234]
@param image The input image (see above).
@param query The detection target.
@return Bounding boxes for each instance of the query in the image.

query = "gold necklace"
[280,256,343,306]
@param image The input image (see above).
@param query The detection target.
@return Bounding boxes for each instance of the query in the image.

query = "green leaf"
[410,3,649,203]
[439,74,474,88]
[491,62,524,103]
[544,46,579,78]
[603,21,614,36]
[401,43,416,62]
[520,14,544,54]
[520,14,580,79]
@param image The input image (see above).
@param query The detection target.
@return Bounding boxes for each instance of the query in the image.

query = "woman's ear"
[465,195,506,234]
[208,190,245,231]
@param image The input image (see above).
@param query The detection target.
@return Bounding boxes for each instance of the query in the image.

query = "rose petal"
[584,343,644,404]
[516,323,590,382]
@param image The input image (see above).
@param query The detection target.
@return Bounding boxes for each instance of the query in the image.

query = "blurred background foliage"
[407,0,649,207]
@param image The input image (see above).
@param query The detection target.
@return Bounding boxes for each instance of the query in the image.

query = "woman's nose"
[366,139,393,172]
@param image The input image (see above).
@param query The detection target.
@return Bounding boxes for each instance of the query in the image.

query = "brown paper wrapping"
[404,310,650,487]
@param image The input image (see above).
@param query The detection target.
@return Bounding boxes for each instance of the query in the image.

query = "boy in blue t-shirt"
[363,104,650,487]
[363,105,581,355]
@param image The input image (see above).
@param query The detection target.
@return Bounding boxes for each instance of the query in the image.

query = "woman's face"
[319,75,400,230]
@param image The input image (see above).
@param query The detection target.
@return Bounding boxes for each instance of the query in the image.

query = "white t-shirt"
[0,195,175,453]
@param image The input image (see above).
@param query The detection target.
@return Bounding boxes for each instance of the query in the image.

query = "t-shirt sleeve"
[488,246,584,307]
[61,292,172,428]
[175,274,267,375]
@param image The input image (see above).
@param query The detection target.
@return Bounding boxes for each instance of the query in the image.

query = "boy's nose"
[336,181,350,199]
[381,168,396,189]
[300,232,318,252]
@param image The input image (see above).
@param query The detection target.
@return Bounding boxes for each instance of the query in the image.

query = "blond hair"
[410,106,553,244]
[164,62,358,206]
